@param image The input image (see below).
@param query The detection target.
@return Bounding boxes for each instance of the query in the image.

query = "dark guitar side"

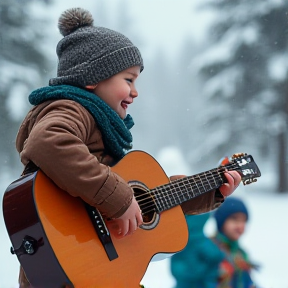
[2,172,73,288]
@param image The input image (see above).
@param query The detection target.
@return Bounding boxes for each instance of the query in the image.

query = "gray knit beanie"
[49,7,144,87]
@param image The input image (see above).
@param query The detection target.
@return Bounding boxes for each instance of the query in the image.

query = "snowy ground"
[1,160,288,288]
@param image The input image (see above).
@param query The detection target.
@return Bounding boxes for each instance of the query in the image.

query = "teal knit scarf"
[29,85,134,160]
[215,232,252,288]
[216,232,240,253]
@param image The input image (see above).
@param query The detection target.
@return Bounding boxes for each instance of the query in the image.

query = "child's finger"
[226,171,241,186]
[219,171,241,197]
[127,218,138,235]
[112,219,128,239]
[137,210,143,227]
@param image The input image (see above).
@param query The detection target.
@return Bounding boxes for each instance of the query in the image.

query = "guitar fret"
[169,182,180,206]
[159,185,177,210]
[209,170,218,187]
[217,170,223,186]
[175,180,192,201]
[203,171,213,191]
[161,185,171,209]
[195,174,206,194]
[153,186,179,212]
[189,176,201,197]
[153,187,165,211]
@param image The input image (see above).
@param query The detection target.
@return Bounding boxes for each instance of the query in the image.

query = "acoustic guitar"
[2,150,261,288]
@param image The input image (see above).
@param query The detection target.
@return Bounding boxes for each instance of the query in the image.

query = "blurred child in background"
[170,213,225,288]
[212,197,258,288]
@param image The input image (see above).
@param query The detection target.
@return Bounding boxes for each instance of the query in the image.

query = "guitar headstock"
[221,153,261,185]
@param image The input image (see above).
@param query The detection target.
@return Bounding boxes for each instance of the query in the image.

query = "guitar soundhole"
[129,181,159,230]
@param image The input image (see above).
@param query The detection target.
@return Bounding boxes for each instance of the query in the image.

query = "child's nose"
[130,87,138,98]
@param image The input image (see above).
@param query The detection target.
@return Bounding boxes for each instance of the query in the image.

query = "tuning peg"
[232,153,247,159]
[243,178,258,185]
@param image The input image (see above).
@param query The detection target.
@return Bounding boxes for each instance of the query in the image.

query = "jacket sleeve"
[16,100,133,219]
[180,190,224,215]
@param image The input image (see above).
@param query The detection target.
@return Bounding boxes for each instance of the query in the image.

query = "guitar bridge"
[84,203,118,261]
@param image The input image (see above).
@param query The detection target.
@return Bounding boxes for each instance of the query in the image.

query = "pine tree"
[194,0,288,192]
[0,0,52,178]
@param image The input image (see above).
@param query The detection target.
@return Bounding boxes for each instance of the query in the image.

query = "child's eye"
[125,78,133,83]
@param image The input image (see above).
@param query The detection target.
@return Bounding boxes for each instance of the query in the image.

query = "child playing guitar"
[5,7,245,288]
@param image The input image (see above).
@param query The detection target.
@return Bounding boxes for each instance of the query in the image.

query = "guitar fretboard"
[151,167,228,212]
[134,153,260,216]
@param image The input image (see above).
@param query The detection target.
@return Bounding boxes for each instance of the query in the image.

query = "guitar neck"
[151,166,230,213]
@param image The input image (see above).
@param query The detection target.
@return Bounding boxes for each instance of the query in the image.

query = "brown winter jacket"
[16,99,134,219]
[16,99,223,287]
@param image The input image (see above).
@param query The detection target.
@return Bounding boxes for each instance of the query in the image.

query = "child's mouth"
[121,101,130,109]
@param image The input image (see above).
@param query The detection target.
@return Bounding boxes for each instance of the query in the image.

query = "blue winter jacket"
[170,213,224,288]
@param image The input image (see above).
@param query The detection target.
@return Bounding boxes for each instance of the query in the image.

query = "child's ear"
[85,84,97,90]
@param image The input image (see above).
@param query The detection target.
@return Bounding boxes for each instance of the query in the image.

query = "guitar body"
[3,151,189,288]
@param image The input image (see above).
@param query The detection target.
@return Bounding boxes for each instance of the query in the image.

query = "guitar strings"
[137,164,244,211]
[137,173,222,215]
[136,172,223,215]
[135,165,229,206]
[136,165,237,215]
[135,163,240,215]
[138,160,259,215]
[135,163,237,206]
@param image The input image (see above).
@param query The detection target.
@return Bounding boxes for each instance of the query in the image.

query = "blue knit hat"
[214,197,249,232]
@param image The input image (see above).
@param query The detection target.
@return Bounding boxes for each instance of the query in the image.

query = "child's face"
[222,212,247,241]
[86,66,141,119]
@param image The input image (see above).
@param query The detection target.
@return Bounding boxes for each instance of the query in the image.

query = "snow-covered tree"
[194,0,288,192]
[0,0,52,176]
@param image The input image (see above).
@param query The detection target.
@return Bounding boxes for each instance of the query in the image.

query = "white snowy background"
[1,0,288,287]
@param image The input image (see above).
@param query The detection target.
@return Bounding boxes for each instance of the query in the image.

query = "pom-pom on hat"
[214,197,249,232]
[49,7,144,87]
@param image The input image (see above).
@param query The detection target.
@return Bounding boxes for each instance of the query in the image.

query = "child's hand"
[107,197,143,239]
[219,171,242,197]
